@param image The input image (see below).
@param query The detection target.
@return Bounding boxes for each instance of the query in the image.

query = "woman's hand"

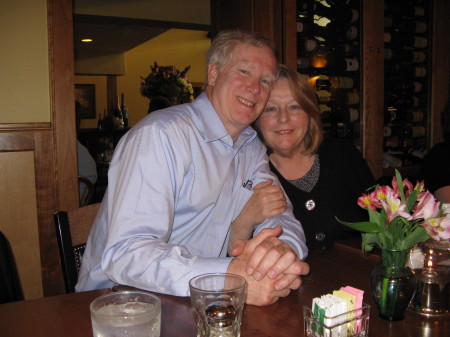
[228,180,287,255]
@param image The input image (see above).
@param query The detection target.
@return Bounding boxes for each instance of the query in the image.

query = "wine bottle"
[314,1,359,26]
[112,96,124,129]
[385,3,426,18]
[386,64,427,78]
[297,56,310,70]
[386,80,424,94]
[345,25,358,41]
[330,76,354,89]
[399,125,426,138]
[384,32,428,49]
[327,55,359,73]
[316,90,332,105]
[315,75,331,91]
[333,106,359,123]
[384,48,426,64]
[385,108,424,124]
[329,90,360,106]
[97,111,103,130]
[298,37,320,53]
[120,93,129,128]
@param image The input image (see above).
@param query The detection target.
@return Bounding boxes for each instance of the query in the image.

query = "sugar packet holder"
[304,303,370,337]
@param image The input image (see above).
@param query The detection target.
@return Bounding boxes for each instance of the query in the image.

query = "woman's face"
[257,78,310,156]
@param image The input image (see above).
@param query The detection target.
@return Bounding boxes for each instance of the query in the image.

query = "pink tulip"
[392,176,414,198]
[358,193,377,211]
[421,217,450,240]
[381,189,412,223]
[413,191,440,221]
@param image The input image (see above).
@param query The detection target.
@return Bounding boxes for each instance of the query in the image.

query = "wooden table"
[0,243,448,337]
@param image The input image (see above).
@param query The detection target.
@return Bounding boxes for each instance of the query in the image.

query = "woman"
[419,99,450,203]
[250,64,375,250]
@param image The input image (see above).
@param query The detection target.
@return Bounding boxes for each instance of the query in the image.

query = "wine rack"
[296,0,362,143]
[383,0,431,170]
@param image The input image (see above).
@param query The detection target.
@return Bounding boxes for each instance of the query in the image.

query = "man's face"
[206,44,278,140]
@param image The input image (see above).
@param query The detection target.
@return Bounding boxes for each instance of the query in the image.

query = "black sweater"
[270,137,375,251]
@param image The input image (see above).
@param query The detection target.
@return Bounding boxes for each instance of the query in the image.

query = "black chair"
[78,175,95,207]
[0,231,23,303]
[54,203,101,293]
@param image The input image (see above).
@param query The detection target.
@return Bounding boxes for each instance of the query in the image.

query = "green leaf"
[406,189,419,213]
[403,226,430,249]
[395,169,406,204]
[388,218,404,243]
[362,233,379,252]
[336,218,381,233]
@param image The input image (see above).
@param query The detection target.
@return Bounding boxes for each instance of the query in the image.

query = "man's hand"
[228,226,310,305]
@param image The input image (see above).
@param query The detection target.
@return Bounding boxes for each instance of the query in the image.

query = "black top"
[270,137,375,251]
[419,141,450,193]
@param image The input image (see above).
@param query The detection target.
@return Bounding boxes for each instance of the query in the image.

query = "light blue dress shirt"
[76,93,308,296]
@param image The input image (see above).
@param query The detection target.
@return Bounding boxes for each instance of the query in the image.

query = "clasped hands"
[228,225,310,306]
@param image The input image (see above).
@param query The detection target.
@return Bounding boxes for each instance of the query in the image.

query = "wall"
[77,28,210,128]
[0,0,51,299]
[0,0,50,123]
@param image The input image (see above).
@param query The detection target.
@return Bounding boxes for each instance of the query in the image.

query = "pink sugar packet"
[340,286,364,333]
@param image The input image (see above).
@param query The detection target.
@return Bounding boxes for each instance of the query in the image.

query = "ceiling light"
[81,38,93,43]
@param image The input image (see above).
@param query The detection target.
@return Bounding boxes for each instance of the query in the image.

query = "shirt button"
[305,199,316,211]
[208,246,213,251]
[315,232,325,241]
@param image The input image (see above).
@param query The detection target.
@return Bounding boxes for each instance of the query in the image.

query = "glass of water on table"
[90,291,161,337]
[189,273,246,337]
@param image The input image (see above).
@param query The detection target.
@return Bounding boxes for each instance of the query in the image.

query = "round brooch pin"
[305,199,315,211]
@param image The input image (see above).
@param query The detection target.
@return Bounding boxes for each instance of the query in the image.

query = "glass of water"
[189,273,246,337]
[90,291,161,337]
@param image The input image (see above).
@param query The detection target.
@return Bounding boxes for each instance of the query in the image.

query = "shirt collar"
[192,92,257,148]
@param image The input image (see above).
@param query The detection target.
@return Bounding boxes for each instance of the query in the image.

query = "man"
[76,30,309,306]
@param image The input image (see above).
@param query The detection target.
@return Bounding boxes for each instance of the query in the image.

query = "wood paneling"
[0,127,60,297]
[0,151,42,299]
[0,0,79,298]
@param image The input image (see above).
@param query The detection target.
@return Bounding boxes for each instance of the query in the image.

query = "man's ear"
[207,63,218,86]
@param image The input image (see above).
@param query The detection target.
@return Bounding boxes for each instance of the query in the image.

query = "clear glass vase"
[407,239,450,316]
[370,249,417,321]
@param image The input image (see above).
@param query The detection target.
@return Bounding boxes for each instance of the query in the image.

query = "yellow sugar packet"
[333,290,356,335]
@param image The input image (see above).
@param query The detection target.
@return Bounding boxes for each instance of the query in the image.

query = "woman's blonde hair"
[255,64,323,155]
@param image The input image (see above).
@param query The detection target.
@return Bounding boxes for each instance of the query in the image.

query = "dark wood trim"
[430,0,450,146]
[361,0,384,179]
[47,0,78,296]
[282,0,297,69]
[74,13,210,32]
[0,122,51,131]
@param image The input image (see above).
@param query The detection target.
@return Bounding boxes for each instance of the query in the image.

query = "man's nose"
[246,78,261,95]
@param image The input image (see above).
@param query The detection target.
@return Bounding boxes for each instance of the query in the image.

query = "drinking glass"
[189,273,246,337]
[90,291,161,337]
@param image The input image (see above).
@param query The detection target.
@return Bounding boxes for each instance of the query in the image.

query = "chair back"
[0,231,23,303]
[54,202,101,293]
[78,175,95,207]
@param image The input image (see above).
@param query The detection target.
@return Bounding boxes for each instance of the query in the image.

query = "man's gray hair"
[204,30,278,87]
